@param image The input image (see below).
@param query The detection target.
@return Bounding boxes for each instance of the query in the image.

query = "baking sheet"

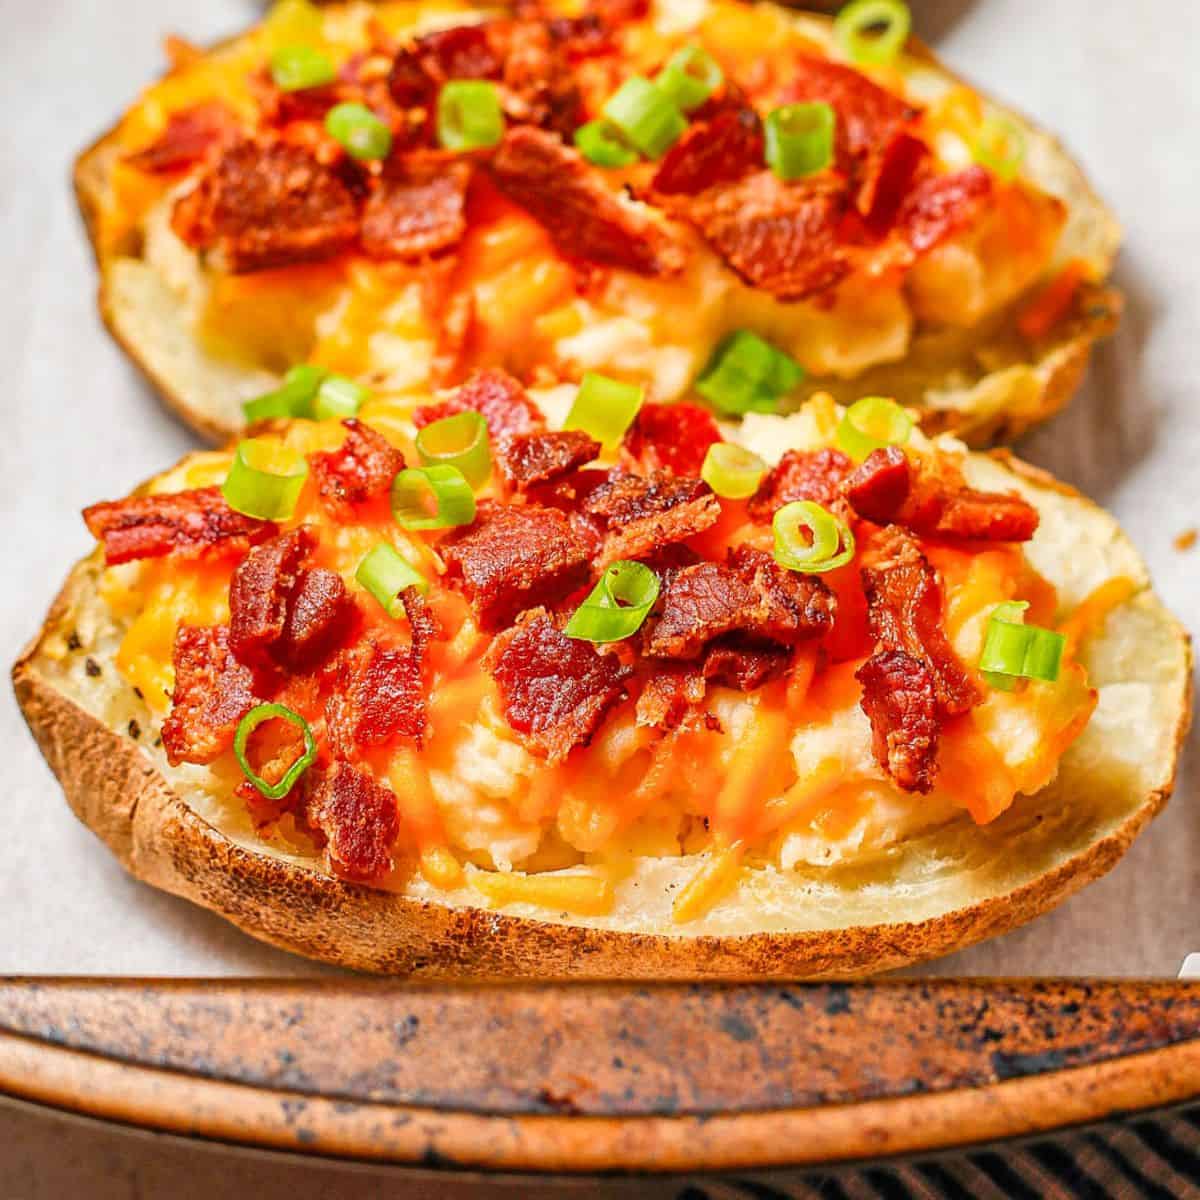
[2,0,1197,976]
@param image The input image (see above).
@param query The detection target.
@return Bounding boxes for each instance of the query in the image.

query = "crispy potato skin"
[72,14,1123,448]
[12,454,1191,978]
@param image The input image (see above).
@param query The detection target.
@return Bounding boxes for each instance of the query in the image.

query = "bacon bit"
[489,127,688,277]
[500,21,584,137]
[673,171,851,300]
[622,403,722,477]
[83,487,274,565]
[305,762,401,883]
[171,139,360,273]
[703,636,790,691]
[651,108,764,196]
[326,637,427,752]
[488,610,631,762]
[281,567,356,672]
[861,527,981,716]
[896,165,993,255]
[441,502,592,630]
[859,130,928,231]
[361,157,472,260]
[546,12,614,59]
[635,665,706,729]
[389,22,501,107]
[729,545,836,645]
[124,102,237,173]
[844,446,1040,542]
[161,626,260,766]
[584,472,721,566]
[309,419,405,516]
[855,650,940,793]
[646,562,759,659]
[498,430,601,492]
[747,448,854,523]
[228,527,316,664]
[1017,260,1086,342]
[413,368,545,437]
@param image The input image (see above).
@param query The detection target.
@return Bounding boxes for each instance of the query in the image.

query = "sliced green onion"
[437,80,505,151]
[836,395,913,461]
[270,45,336,92]
[654,45,723,113]
[356,542,429,617]
[972,115,1027,182]
[563,372,645,450]
[325,102,393,161]
[765,103,835,180]
[565,560,661,644]
[415,411,491,489]
[573,120,638,168]
[695,330,805,416]
[243,363,329,424]
[980,601,1065,690]
[833,0,912,65]
[234,703,317,801]
[222,438,310,520]
[314,375,371,421]
[773,500,856,574]
[701,442,767,500]
[391,464,476,530]
[603,76,686,159]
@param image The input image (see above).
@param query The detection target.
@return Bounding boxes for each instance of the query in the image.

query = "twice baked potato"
[76,0,1121,444]
[14,376,1188,977]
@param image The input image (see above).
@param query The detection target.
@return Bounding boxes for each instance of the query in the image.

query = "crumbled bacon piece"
[124,102,237,173]
[703,636,790,692]
[305,762,401,883]
[171,139,360,273]
[859,130,928,232]
[310,420,405,516]
[83,487,273,566]
[651,108,764,196]
[860,528,981,716]
[856,650,940,793]
[228,527,316,663]
[747,448,854,522]
[388,23,500,107]
[844,446,1040,542]
[622,403,722,477]
[161,626,260,766]
[897,165,993,254]
[413,368,545,438]
[326,637,427,753]
[488,610,631,762]
[498,430,601,491]
[635,665,705,729]
[584,472,720,566]
[729,545,836,645]
[441,502,592,630]
[500,21,583,136]
[361,157,471,260]
[645,562,758,659]
[281,567,356,672]
[489,127,688,277]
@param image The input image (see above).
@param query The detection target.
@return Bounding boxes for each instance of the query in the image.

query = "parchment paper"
[3,0,1197,976]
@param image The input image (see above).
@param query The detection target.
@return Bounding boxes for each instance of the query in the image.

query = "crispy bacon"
[651,108,764,196]
[83,487,273,566]
[584,472,720,566]
[361,157,471,260]
[500,21,583,136]
[489,127,688,277]
[897,165,993,254]
[228,527,316,664]
[622,403,722,477]
[280,567,356,672]
[310,419,405,516]
[441,502,592,630]
[703,636,790,691]
[635,665,706,729]
[389,23,500,107]
[171,139,360,273]
[305,762,400,883]
[747,448,854,522]
[161,626,260,766]
[672,171,851,300]
[861,528,981,716]
[729,545,836,645]
[844,447,1040,542]
[488,610,631,762]
[326,637,427,753]
[413,368,545,437]
[646,562,759,659]
[859,130,928,232]
[124,102,237,173]
[497,430,601,492]
[856,650,940,793]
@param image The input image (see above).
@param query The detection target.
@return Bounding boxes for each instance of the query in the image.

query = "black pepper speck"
[84,658,101,677]
[128,719,141,740]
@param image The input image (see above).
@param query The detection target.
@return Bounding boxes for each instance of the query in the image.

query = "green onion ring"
[314,375,371,421]
[437,80,505,151]
[836,395,913,461]
[243,364,329,424]
[701,442,767,500]
[972,115,1027,182]
[563,372,645,450]
[325,102,393,161]
[833,0,912,65]
[764,103,836,180]
[603,76,687,159]
[269,44,336,92]
[234,703,318,801]
[574,120,639,168]
[980,601,1065,689]
[773,500,856,574]
[222,438,310,520]
[564,560,661,644]
[654,45,724,113]
[695,330,805,416]
[390,464,476,530]
[356,542,429,616]
[415,410,492,488]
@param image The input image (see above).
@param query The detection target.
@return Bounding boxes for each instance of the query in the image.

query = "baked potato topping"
[85,0,1112,439]
[61,381,1122,923]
